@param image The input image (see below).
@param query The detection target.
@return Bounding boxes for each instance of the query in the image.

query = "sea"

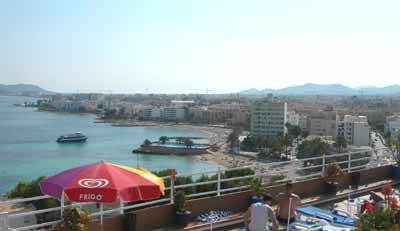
[0,95,218,193]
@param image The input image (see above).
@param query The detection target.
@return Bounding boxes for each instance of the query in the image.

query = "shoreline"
[31,108,256,169]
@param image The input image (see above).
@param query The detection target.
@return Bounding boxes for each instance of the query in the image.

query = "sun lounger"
[306,217,353,231]
[296,206,357,227]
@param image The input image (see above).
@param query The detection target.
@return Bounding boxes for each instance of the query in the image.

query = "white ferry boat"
[56,132,87,143]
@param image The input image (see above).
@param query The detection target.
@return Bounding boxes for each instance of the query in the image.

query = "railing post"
[322,153,326,177]
[61,190,64,217]
[0,212,9,230]
[348,151,352,173]
[170,177,175,204]
[217,167,221,196]
[119,193,124,215]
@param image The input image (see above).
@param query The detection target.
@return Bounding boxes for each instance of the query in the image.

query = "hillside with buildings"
[0,84,54,96]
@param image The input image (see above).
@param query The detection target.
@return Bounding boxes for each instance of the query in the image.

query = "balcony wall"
[88,216,123,231]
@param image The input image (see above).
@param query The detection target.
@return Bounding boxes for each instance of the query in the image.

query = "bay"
[0,96,218,193]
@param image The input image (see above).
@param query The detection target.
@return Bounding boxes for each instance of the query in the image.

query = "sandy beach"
[169,124,261,169]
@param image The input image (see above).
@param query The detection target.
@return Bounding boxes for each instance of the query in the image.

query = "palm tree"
[335,135,347,153]
[291,126,302,143]
[227,128,241,151]
[159,136,169,144]
[281,134,291,155]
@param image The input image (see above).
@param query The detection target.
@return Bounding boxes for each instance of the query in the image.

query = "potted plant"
[357,184,400,231]
[349,171,361,189]
[249,178,264,204]
[174,190,191,226]
[323,162,345,195]
[386,136,400,179]
[53,206,89,231]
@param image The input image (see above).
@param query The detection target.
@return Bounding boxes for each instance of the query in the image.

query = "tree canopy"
[143,139,152,146]
[335,135,347,153]
[159,136,169,144]
[7,176,59,222]
[227,128,241,150]
[286,124,302,140]
[297,138,330,166]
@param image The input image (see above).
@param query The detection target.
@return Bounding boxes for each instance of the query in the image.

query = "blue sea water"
[0,96,218,193]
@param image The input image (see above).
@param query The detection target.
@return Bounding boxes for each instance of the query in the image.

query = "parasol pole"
[100,203,104,231]
[60,190,64,217]
[347,185,351,214]
[286,197,292,231]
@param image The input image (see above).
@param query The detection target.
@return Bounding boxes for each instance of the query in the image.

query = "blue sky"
[1,0,400,93]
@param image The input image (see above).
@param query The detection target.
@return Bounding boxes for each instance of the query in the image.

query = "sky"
[1,0,400,94]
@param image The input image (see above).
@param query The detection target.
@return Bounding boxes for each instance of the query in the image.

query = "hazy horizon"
[2,1,400,94]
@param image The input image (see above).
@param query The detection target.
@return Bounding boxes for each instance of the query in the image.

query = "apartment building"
[298,114,308,131]
[250,100,287,137]
[286,111,299,126]
[189,104,249,125]
[308,110,338,138]
[385,114,400,140]
[162,107,186,121]
[49,100,83,112]
[171,100,195,107]
[337,115,370,146]
[143,108,162,120]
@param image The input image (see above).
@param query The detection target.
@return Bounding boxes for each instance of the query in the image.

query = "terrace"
[0,148,397,231]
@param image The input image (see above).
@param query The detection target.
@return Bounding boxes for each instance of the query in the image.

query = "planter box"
[392,165,400,179]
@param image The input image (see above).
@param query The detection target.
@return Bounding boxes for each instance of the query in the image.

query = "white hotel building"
[337,115,370,146]
[250,100,287,138]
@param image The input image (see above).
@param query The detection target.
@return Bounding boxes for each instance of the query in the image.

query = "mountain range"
[2,83,400,96]
[239,83,400,95]
[0,84,53,95]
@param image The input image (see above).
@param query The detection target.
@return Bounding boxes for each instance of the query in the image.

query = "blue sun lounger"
[306,217,353,231]
[296,206,357,228]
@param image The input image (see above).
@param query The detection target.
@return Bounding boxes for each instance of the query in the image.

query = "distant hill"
[0,84,54,95]
[239,84,400,95]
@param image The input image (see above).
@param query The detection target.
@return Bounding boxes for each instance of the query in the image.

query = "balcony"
[0,148,397,231]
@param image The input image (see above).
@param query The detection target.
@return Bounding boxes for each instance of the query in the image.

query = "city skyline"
[2,0,400,93]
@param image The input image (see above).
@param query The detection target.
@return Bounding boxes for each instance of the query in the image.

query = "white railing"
[0,147,391,230]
